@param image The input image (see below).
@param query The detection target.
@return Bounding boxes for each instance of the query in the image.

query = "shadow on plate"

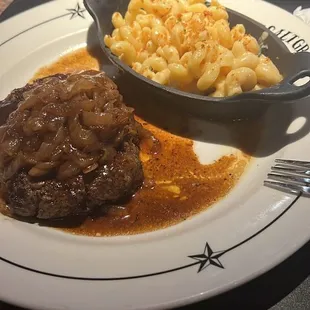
[0,0,53,22]
[87,23,310,158]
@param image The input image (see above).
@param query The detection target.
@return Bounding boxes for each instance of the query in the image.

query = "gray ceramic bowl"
[84,0,310,120]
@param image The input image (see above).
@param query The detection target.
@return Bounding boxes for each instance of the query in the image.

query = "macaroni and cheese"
[104,0,283,97]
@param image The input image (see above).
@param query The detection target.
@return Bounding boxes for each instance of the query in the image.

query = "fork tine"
[267,172,310,184]
[264,180,301,194]
[275,159,310,168]
[264,180,309,195]
[271,166,310,176]
[265,159,310,195]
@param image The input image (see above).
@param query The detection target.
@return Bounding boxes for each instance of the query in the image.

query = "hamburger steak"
[0,71,144,219]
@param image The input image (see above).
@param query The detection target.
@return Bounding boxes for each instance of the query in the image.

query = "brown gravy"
[29,47,251,236]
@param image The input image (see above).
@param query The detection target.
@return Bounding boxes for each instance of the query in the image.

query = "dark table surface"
[1,1,310,309]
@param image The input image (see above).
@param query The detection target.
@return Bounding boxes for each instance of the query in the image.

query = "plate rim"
[1,1,310,309]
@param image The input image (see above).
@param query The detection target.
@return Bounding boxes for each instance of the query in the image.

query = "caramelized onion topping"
[0,71,142,180]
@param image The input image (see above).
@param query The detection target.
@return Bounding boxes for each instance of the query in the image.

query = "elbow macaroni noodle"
[105,0,283,97]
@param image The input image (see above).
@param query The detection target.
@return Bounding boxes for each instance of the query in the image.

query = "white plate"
[1,1,310,309]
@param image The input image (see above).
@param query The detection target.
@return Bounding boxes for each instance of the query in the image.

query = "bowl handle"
[236,52,310,102]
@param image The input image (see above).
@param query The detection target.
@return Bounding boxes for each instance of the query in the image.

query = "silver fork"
[264,159,310,196]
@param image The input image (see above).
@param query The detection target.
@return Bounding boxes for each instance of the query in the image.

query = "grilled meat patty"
[0,71,144,219]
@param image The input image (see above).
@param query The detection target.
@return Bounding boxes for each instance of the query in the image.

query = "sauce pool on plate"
[29,47,251,236]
